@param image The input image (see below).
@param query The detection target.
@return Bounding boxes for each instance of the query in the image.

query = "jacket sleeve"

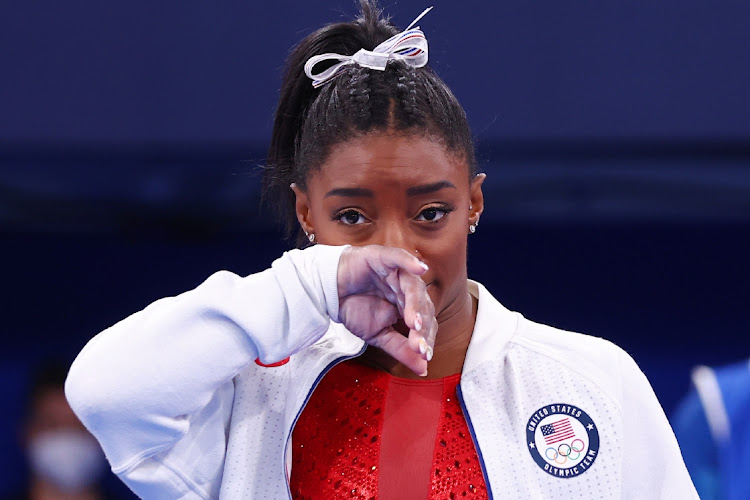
[618,350,700,499]
[65,244,346,499]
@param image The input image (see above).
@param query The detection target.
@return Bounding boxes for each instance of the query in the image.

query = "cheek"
[421,225,469,306]
[315,226,370,247]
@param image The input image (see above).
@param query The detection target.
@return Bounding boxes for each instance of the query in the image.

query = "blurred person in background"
[5,361,108,500]
[672,357,750,500]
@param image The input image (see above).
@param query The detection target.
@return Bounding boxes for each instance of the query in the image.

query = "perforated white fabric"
[66,246,697,499]
[460,341,623,498]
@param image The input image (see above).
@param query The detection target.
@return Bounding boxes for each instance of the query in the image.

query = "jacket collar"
[462,280,519,374]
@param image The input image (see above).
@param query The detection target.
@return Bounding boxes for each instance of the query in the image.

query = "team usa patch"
[526,403,599,478]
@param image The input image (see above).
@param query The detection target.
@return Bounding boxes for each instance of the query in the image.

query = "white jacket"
[66,245,698,499]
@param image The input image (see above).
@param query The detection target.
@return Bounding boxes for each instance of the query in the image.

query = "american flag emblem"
[541,418,576,445]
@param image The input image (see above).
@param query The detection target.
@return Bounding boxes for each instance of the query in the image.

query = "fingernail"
[414,313,423,332]
[425,345,433,362]
[419,369,428,377]
[418,337,427,355]
[418,261,429,271]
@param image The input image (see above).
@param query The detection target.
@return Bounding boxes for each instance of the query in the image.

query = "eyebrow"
[406,181,457,196]
[324,187,374,198]
[323,181,457,199]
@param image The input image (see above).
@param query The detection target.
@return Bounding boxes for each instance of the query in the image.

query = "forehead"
[310,133,469,189]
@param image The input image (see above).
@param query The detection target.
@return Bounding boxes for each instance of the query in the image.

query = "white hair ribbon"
[304,6,433,88]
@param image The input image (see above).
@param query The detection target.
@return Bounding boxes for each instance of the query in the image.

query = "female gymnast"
[66,1,698,498]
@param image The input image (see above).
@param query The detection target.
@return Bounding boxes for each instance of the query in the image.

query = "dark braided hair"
[264,0,477,245]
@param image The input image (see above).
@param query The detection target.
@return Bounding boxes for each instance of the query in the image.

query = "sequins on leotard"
[290,360,487,499]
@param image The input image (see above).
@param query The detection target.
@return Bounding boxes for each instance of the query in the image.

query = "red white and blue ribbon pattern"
[304,6,433,88]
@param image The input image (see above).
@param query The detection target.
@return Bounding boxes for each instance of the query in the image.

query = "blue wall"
[2,1,749,143]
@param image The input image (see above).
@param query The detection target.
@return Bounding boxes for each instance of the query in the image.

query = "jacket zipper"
[283,345,367,499]
[456,383,494,500]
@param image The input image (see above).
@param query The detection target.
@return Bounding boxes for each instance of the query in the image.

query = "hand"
[337,245,436,376]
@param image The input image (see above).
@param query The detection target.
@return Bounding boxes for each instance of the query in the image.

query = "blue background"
[1,1,748,496]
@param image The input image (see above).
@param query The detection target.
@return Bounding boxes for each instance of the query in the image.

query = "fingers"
[338,245,437,376]
[370,326,429,377]
[373,247,435,366]
[397,269,437,363]
[338,246,427,300]
[339,295,400,340]
[366,246,429,280]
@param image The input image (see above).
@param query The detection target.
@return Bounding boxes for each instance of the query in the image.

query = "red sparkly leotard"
[290,359,488,499]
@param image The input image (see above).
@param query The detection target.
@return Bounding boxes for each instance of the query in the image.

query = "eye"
[335,209,368,225]
[415,206,451,222]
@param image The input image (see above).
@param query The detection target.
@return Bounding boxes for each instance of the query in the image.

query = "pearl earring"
[469,217,479,234]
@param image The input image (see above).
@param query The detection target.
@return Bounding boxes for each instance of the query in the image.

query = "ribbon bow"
[304,6,433,88]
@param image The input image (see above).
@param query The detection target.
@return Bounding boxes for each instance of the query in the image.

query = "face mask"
[28,429,107,492]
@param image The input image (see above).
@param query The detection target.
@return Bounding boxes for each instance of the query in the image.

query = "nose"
[376,220,415,254]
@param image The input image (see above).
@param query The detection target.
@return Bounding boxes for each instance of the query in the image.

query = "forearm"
[65,244,345,469]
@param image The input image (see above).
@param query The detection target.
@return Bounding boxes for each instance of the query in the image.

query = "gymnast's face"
[293,131,484,326]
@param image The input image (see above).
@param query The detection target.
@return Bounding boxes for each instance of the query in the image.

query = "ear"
[469,173,486,226]
[290,183,315,235]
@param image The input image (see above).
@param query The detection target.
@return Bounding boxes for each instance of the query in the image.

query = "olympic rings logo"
[544,439,585,464]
